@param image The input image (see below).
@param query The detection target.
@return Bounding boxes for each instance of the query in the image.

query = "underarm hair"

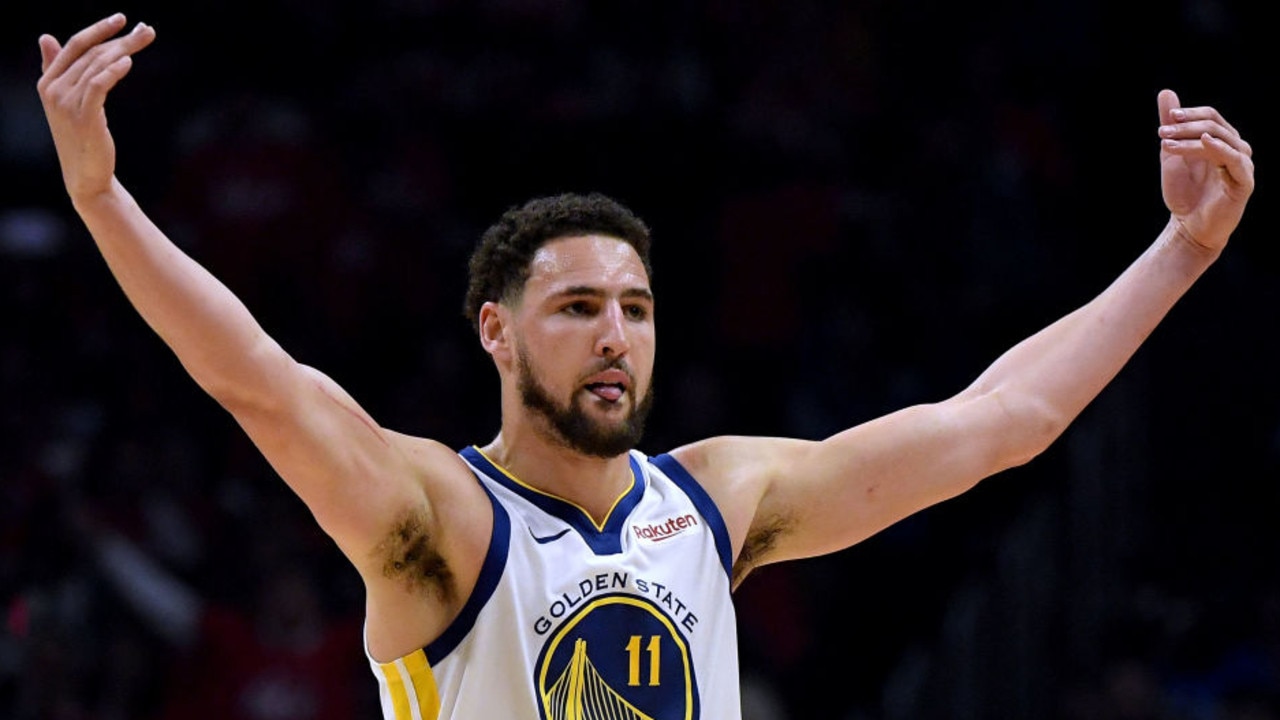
[376,510,454,601]
[731,513,794,589]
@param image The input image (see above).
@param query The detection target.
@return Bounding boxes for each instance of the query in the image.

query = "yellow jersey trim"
[471,445,635,532]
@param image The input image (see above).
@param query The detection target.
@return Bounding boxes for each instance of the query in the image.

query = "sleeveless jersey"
[366,445,741,720]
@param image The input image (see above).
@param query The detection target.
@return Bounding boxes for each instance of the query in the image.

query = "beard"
[517,348,654,459]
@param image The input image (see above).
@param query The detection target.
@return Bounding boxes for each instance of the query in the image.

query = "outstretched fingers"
[70,23,155,101]
[39,13,128,86]
[1157,88,1251,159]
[39,19,156,117]
[1160,121,1253,159]
[1181,104,1241,139]
[67,22,155,95]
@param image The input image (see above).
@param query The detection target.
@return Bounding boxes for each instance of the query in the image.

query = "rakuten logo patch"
[633,514,699,542]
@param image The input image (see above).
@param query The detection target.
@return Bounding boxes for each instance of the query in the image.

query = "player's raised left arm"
[678,89,1255,577]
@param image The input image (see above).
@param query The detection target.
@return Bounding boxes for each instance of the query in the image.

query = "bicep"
[751,392,1024,565]
[223,359,429,559]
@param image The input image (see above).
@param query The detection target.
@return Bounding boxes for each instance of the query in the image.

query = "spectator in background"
[82,516,366,720]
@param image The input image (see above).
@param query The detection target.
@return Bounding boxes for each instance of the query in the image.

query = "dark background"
[2,1,1275,719]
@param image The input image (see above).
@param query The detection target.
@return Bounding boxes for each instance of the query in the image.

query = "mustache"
[579,358,636,387]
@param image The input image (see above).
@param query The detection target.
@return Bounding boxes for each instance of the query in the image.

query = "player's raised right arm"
[35,15,473,569]
[37,16,282,413]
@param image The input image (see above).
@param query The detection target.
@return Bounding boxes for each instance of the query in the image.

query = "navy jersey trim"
[649,453,733,578]
[425,472,511,666]
[460,446,645,556]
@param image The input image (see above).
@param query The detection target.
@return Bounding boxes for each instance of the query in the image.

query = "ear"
[478,301,514,363]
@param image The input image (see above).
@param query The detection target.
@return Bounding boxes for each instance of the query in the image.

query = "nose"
[594,301,631,359]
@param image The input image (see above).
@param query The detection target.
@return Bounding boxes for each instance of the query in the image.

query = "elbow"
[206,380,284,418]
[191,336,295,415]
[988,389,1070,470]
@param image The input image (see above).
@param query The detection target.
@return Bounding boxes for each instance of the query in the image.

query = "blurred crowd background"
[2,1,1276,718]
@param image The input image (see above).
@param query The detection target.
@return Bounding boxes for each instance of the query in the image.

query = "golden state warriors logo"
[535,593,699,720]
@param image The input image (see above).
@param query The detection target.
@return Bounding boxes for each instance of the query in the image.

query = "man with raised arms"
[35,13,1255,720]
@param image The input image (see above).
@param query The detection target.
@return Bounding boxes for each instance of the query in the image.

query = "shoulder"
[363,434,497,660]
[384,434,487,493]
[382,432,495,547]
[666,434,814,492]
[662,435,815,561]
[387,432,468,468]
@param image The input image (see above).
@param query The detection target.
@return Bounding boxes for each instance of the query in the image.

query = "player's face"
[511,235,656,458]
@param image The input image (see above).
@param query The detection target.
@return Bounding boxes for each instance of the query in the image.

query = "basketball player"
[36,13,1255,720]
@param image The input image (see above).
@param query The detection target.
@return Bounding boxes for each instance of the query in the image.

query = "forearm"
[967,218,1218,452]
[73,177,291,405]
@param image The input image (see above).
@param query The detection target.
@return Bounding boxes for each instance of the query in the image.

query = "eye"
[624,304,649,320]
[563,300,594,316]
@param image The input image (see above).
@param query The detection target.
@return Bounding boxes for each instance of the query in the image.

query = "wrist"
[69,176,126,214]
[1164,215,1222,266]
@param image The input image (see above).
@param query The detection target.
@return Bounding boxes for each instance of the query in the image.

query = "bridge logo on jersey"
[535,592,699,720]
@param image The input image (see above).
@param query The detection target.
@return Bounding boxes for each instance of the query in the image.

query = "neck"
[480,424,634,525]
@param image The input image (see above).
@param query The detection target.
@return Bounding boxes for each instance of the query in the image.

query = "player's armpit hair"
[731,513,794,589]
[376,510,455,601]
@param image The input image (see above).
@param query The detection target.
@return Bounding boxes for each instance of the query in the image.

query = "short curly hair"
[463,193,653,331]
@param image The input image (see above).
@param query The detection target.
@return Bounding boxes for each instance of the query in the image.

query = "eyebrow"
[551,285,654,303]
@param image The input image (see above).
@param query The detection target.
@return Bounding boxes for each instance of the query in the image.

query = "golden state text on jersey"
[536,592,698,720]
[366,447,741,720]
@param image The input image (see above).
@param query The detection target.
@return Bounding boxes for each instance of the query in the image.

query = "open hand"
[1158,89,1254,253]
[37,13,156,201]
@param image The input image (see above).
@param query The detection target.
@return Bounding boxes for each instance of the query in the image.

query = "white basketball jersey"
[367,446,742,720]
